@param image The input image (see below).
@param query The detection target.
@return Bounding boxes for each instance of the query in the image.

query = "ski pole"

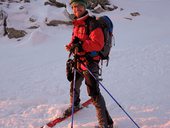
[71,68,76,128]
[86,68,140,128]
[71,48,78,128]
[76,59,140,128]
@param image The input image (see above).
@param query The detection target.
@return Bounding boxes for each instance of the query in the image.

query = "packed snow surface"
[0,0,170,128]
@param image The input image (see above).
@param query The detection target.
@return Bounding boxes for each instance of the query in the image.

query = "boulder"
[44,0,66,8]
[46,20,72,26]
[87,0,110,9]
[6,27,27,39]
[130,12,140,17]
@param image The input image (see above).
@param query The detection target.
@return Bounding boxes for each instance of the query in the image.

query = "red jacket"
[67,12,104,61]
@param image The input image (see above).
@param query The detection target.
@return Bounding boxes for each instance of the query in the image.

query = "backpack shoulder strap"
[85,16,99,35]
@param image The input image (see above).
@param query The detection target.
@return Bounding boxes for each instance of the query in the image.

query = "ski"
[40,98,92,128]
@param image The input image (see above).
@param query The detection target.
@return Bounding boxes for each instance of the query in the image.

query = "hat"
[70,0,87,8]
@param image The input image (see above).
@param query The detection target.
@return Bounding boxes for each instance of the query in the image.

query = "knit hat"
[70,0,87,8]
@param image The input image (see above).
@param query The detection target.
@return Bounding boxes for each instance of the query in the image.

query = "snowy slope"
[0,0,170,128]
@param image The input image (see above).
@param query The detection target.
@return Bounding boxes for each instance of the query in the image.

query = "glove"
[73,36,80,44]
[66,59,74,82]
[70,37,83,52]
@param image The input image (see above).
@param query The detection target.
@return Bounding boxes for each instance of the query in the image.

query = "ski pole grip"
[73,47,79,69]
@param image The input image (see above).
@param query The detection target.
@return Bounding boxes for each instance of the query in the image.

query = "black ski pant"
[69,61,113,127]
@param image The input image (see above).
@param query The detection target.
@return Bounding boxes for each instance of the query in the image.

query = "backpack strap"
[84,16,105,80]
[85,16,99,35]
[85,16,101,58]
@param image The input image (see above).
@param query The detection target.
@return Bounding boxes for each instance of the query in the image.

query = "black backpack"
[86,15,114,66]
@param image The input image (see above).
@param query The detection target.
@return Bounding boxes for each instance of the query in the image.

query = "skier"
[64,0,113,128]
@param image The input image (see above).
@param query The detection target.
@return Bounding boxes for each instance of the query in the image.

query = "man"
[65,0,113,127]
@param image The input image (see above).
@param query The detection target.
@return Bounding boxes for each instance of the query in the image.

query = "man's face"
[72,3,86,18]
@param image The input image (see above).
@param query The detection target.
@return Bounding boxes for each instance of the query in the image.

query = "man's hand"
[71,37,83,52]
[65,45,71,51]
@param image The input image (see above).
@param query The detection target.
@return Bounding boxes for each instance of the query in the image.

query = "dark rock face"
[0,10,7,36]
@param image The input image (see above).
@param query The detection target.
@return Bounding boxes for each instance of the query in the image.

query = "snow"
[0,0,170,128]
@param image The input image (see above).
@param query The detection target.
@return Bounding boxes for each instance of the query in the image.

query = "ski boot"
[63,104,81,117]
[95,123,114,128]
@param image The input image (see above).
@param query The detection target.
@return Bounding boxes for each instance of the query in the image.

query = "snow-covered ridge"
[0,0,118,39]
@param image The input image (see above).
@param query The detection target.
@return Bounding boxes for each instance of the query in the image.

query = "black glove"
[66,59,74,82]
[70,37,83,52]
